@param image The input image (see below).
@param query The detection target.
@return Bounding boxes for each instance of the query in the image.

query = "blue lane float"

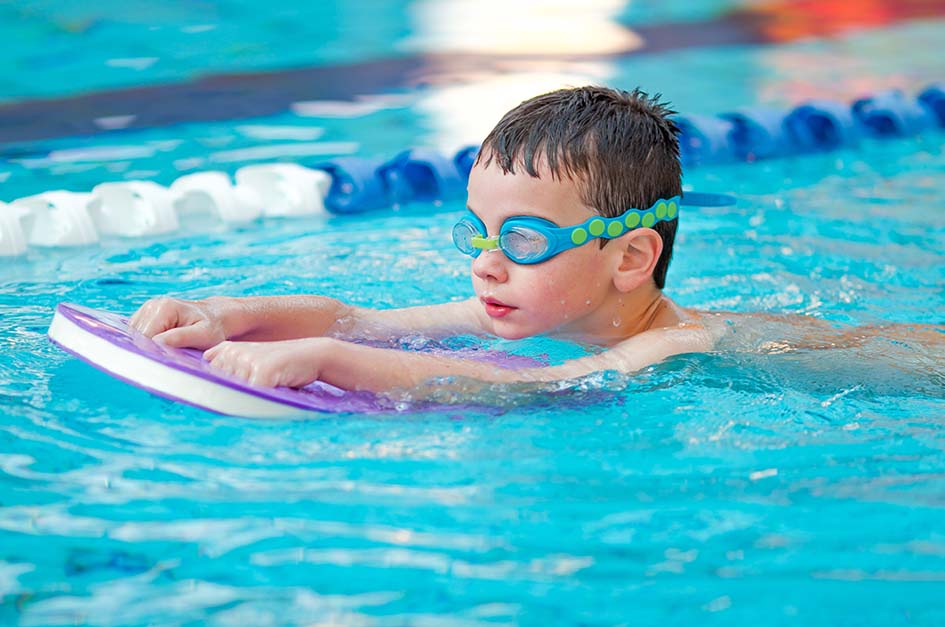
[718,107,792,161]
[673,114,736,166]
[453,145,479,179]
[382,148,467,204]
[918,83,945,126]
[782,99,860,152]
[310,156,391,214]
[375,154,418,208]
[852,89,935,137]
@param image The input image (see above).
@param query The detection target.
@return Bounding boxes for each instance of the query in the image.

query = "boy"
[127,87,746,392]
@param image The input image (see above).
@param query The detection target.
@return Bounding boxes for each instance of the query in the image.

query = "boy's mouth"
[482,297,516,318]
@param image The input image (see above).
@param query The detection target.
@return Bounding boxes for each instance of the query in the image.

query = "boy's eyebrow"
[465,203,547,222]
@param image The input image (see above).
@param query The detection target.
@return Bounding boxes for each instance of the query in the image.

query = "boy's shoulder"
[599,306,717,374]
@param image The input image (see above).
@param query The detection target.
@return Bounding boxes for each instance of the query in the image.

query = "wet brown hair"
[477,86,682,289]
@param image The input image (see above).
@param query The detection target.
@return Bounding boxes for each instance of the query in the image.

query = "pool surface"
[2,2,945,625]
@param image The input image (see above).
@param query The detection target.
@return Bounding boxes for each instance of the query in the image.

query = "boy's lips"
[481,297,516,318]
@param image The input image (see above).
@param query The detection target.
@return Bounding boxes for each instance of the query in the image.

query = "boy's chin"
[491,324,535,341]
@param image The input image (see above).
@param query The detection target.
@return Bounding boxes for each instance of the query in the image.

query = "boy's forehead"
[468,159,584,196]
[467,159,592,222]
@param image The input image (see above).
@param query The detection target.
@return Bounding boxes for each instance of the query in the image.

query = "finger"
[203,341,229,361]
[129,305,146,329]
[212,357,250,383]
[130,300,161,331]
[249,364,282,388]
[209,347,258,384]
[154,321,218,350]
[234,363,253,382]
[135,302,181,338]
[205,349,235,374]
[248,367,267,387]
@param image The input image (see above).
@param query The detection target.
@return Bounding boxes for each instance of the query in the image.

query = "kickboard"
[47,302,536,418]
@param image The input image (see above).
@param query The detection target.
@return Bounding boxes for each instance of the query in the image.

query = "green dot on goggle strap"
[571,228,588,245]
[607,221,623,237]
[668,201,678,218]
[642,212,656,227]
[588,219,606,237]
[624,212,641,228]
[655,201,667,219]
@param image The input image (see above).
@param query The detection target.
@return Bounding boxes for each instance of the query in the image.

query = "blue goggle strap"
[465,191,734,253]
[533,196,682,250]
[680,191,736,207]
[513,192,737,249]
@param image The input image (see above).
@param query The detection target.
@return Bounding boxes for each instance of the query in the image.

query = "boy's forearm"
[316,325,716,393]
[318,340,538,392]
[210,295,351,342]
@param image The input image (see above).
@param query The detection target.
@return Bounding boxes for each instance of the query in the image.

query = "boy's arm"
[131,295,486,349]
[533,323,714,383]
[203,323,714,392]
[341,298,487,341]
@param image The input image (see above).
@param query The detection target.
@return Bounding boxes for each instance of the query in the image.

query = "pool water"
[3,3,945,625]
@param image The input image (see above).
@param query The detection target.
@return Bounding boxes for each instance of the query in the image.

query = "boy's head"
[475,85,682,289]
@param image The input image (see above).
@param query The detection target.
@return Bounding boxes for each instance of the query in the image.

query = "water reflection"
[402,0,641,56]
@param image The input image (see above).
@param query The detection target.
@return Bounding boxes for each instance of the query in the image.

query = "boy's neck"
[559,282,685,346]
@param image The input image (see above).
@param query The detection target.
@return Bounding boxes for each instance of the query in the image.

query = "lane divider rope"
[1,84,942,257]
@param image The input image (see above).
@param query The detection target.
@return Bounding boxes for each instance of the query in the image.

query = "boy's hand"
[203,337,332,388]
[130,297,232,350]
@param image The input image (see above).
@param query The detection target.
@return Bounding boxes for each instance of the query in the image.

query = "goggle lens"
[451,218,481,256]
[500,226,551,264]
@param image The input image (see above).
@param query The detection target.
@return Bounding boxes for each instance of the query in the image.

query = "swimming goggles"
[453,196,685,265]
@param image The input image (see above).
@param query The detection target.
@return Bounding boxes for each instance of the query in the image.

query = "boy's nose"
[471,249,509,283]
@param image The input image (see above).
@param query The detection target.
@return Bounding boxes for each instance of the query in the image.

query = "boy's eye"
[500,227,550,262]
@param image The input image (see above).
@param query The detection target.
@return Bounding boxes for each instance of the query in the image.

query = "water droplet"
[585,299,592,306]
[612,316,622,328]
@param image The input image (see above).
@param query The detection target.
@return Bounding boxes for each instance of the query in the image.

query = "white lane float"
[234,163,331,217]
[87,181,180,237]
[170,171,263,224]
[11,191,99,247]
[0,201,28,257]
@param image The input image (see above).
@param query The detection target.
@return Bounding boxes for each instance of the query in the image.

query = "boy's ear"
[611,228,663,292]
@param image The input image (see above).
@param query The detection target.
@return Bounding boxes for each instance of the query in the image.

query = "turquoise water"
[3,4,945,626]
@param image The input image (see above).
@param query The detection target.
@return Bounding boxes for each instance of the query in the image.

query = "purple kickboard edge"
[48,302,541,416]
